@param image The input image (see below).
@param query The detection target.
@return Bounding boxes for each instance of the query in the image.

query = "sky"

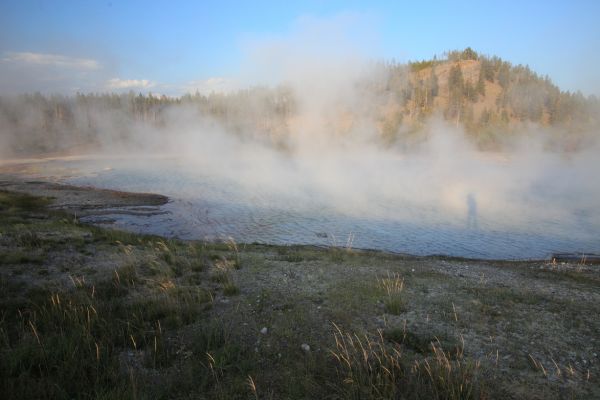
[1,0,599,96]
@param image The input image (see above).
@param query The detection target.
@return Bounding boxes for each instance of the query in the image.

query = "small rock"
[260,327,268,335]
[301,343,310,352]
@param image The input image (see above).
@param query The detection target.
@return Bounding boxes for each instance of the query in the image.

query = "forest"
[1,48,598,156]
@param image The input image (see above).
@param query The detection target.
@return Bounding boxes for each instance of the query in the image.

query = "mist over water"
[6,78,599,259]
[4,76,599,259]
[44,125,598,260]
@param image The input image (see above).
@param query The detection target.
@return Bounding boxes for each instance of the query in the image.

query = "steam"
[1,14,599,257]
[170,116,598,229]
[145,16,597,238]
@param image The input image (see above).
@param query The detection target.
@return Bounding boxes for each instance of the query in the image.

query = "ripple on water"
[65,160,600,260]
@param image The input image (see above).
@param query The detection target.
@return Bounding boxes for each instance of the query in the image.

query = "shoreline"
[0,175,168,216]
[0,174,547,264]
[2,173,597,264]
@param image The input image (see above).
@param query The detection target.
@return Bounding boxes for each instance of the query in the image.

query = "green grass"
[211,269,240,296]
[464,285,551,308]
[222,282,240,296]
[0,271,215,399]
[523,266,600,287]
[211,269,231,284]
[385,327,462,357]
[384,296,406,315]
[281,252,305,262]
[0,251,45,265]
[190,259,206,272]
[330,324,483,400]
[328,247,349,262]
[209,257,240,296]
[0,190,52,212]
[380,272,406,315]
[15,230,44,248]
[1,285,146,398]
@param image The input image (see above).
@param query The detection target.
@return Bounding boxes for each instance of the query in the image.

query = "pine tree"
[447,64,465,124]
[476,70,486,96]
[448,64,464,93]
[480,58,495,82]
[429,65,439,98]
[498,64,510,89]
[479,108,491,126]
[461,47,478,60]
[465,80,478,102]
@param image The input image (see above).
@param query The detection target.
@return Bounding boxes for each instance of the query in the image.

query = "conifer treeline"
[0,48,597,155]
[377,48,598,147]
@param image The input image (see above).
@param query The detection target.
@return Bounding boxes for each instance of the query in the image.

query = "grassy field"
[0,188,598,399]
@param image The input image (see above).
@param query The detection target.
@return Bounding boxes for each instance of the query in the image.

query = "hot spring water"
[45,155,600,260]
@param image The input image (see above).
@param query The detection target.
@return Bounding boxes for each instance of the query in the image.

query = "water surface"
[37,155,600,260]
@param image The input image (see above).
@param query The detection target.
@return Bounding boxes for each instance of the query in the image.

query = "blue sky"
[1,0,599,95]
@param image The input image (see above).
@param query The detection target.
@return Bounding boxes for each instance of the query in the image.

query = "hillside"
[0,48,598,156]
[374,48,598,149]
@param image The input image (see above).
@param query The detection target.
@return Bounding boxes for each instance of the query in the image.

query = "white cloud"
[183,77,238,94]
[106,78,155,90]
[2,52,100,70]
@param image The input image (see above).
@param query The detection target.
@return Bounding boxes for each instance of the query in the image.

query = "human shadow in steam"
[466,193,478,229]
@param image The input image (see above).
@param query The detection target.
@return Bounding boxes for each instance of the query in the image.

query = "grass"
[0,263,216,399]
[0,190,52,212]
[2,284,148,398]
[225,237,242,269]
[211,258,240,296]
[223,282,240,296]
[379,272,406,315]
[330,324,483,400]
[276,245,321,263]
[384,327,462,357]
[0,251,45,265]
[0,190,224,399]
[15,230,44,247]
[282,252,305,263]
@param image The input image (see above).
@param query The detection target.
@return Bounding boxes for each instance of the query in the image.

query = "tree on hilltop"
[447,64,465,124]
